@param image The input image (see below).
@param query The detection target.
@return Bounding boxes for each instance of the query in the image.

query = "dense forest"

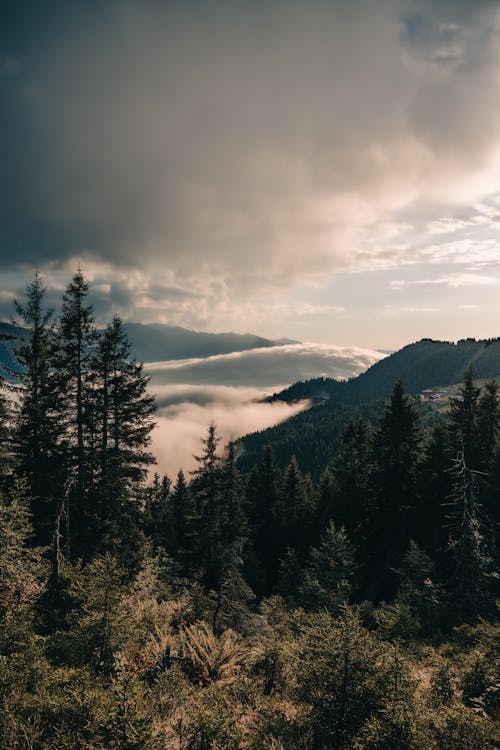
[0,271,499,749]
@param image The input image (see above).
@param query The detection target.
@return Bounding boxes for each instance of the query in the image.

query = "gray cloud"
[2,0,500,291]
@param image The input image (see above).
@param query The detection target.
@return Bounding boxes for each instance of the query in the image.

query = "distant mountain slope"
[239,337,500,476]
[269,338,500,406]
[122,323,299,361]
[0,320,300,374]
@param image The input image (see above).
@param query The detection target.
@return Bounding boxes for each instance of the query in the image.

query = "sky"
[2,0,500,349]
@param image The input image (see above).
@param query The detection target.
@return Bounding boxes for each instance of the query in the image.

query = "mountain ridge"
[0,320,300,372]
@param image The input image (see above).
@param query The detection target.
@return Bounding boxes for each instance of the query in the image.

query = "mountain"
[0,320,300,374]
[122,323,299,362]
[267,337,500,405]
[239,337,500,477]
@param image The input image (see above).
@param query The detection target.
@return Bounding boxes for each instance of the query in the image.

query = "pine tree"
[169,468,196,570]
[414,423,451,558]
[331,416,373,537]
[143,472,171,546]
[299,520,356,613]
[476,379,499,470]
[54,269,97,558]
[448,368,480,468]
[445,453,497,621]
[367,380,422,599]
[212,537,256,636]
[393,540,443,633]
[91,315,156,564]
[192,423,223,587]
[276,456,315,558]
[13,272,62,545]
[245,445,281,594]
[220,442,246,546]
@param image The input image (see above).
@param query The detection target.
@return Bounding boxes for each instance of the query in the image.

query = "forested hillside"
[268,337,500,405]
[0,272,499,749]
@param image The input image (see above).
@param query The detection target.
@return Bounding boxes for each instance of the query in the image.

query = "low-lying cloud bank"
[147,343,385,389]
[147,343,384,477]
[151,392,308,479]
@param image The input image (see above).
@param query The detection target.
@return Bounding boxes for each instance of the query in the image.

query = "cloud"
[2,0,500,294]
[146,341,384,475]
[151,396,308,479]
[391,272,498,289]
[146,343,385,388]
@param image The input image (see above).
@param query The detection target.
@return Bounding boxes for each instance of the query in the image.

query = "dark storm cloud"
[1,0,500,293]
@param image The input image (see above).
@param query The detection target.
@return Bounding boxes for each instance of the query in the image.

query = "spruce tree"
[276,456,315,558]
[54,269,97,557]
[169,468,196,570]
[476,379,499,470]
[192,423,223,587]
[13,272,62,545]
[91,315,155,564]
[299,520,356,613]
[331,416,373,537]
[448,368,480,468]
[220,442,246,546]
[445,453,497,621]
[367,380,422,598]
[246,445,281,594]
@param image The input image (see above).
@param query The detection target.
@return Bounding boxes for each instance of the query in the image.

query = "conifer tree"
[476,379,499,470]
[331,416,373,537]
[276,456,315,558]
[192,423,223,587]
[54,269,97,557]
[212,537,255,636]
[445,453,497,621]
[169,468,196,569]
[91,315,155,563]
[448,368,480,468]
[367,380,422,598]
[13,272,62,545]
[415,423,451,557]
[245,445,281,594]
[143,472,171,546]
[220,442,246,546]
[299,520,356,613]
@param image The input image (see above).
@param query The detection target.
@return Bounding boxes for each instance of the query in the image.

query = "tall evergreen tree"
[54,269,97,557]
[276,456,315,559]
[192,423,223,587]
[299,521,356,613]
[414,422,451,558]
[448,368,480,468]
[245,445,281,594]
[91,315,156,563]
[444,453,497,622]
[330,416,373,538]
[13,272,62,545]
[476,379,499,471]
[367,380,422,598]
[220,442,246,546]
[169,469,196,570]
